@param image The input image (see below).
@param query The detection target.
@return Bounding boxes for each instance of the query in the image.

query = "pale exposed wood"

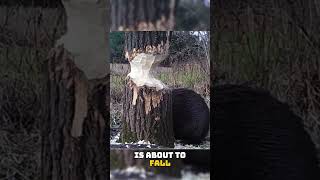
[57,0,109,79]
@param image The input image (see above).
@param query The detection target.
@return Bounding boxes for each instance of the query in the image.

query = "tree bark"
[111,0,178,31]
[121,79,174,147]
[124,31,171,61]
[120,31,174,147]
[41,46,109,180]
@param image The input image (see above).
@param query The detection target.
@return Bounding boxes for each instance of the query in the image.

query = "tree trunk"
[111,0,178,31]
[124,31,171,61]
[41,46,109,180]
[120,31,174,147]
[121,79,174,147]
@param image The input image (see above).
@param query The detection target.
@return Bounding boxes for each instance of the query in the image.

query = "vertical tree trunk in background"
[111,0,178,31]
[121,32,175,147]
[124,31,171,60]
[41,46,109,179]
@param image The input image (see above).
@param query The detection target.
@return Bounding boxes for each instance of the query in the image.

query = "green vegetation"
[176,0,210,30]
[111,63,209,102]
[109,32,125,63]
[110,62,210,130]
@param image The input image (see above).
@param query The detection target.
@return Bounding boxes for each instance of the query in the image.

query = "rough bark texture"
[0,0,63,7]
[41,46,109,180]
[111,0,178,31]
[0,7,66,47]
[124,31,170,61]
[121,79,174,148]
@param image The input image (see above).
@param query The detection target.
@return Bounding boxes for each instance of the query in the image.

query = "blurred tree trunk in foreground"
[41,46,109,179]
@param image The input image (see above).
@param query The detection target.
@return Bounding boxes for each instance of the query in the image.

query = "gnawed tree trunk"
[120,31,175,147]
[111,0,178,31]
[124,31,171,61]
[122,80,174,146]
[41,46,109,179]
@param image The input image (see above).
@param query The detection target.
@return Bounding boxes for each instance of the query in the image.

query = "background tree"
[110,32,125,63]
[110,0,178,31]
[175,0,210,30]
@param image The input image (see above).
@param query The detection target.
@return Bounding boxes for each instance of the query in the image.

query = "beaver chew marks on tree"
[121,32,175,147]
[111,0,177,31]
[128,53,167,91]
[42,46,108,179]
